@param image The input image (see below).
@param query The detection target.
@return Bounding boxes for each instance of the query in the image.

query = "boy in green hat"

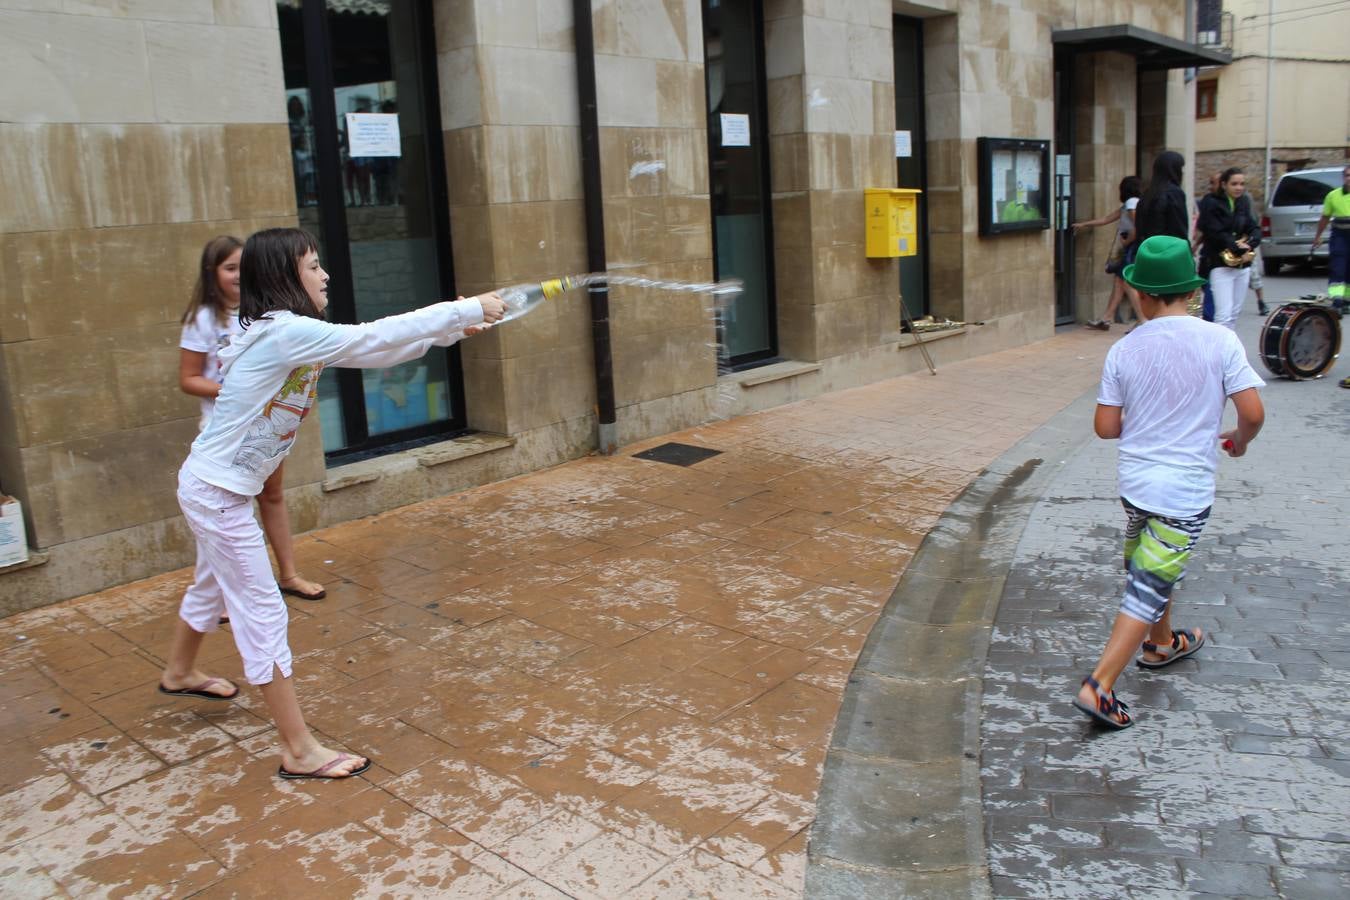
[1073,235,1266,729]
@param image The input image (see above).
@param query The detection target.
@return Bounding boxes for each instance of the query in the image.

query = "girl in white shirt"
[179,236,326,604]
[1073,176,1145,331]
[161,227,504,779]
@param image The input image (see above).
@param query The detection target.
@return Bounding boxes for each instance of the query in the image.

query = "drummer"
[1310,165,1350,388]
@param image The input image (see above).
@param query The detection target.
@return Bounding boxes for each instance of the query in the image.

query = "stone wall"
[1071,51,1138,323]
[0,0,319,614]
[1195,148,1350,212]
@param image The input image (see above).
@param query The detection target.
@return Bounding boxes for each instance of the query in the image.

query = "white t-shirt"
[180,306,244,421]
[1097,315,1264,517]
[186,299,483,498]
[1117,197,1139,238]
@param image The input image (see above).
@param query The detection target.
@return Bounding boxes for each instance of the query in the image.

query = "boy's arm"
[1220,388,1264,457]
[1094,404,1122,439]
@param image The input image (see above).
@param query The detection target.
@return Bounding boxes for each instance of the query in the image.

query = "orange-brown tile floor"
[0,330,1109,898]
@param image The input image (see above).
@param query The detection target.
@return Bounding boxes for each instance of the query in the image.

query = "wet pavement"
[980,308,1350,898]
[0,328,1109,898]
[4,307,1344,898]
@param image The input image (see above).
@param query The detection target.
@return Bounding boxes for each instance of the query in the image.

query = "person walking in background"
[1310,163,1350,317]
[1074,176,1144,331]
[1192,171,1222,321]
[162,227,504,779]
[1135,151,1190,244]
[1073,235,1265,730]
[1197,168,1261,331]
[179,236,328,605]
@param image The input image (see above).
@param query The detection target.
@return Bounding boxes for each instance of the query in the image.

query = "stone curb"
[805,388,1101,899]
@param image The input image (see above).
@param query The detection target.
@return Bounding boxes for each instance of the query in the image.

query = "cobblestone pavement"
[0,330,1110,897]
[982,309,1350,898]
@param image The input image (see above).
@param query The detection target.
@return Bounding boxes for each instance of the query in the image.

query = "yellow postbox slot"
[865,188,922,258]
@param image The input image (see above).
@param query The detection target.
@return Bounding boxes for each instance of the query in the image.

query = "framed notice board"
[977,137,1051,236]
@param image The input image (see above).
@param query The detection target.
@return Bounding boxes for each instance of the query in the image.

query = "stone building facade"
[1193,0,1350,207]
[0,0,1210,613]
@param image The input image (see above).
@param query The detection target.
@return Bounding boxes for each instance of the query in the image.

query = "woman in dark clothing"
[1135,151,1190,244]
[1196,167,1261,330]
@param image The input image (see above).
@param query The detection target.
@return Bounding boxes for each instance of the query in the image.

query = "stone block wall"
[437,0,714,445]
[763,0,898,362]
[0,0,316,612]
[1194,148,1349,213]
[1071,51,1138,323]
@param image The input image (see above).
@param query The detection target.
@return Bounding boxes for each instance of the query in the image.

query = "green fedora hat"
[1123,235,1206,294]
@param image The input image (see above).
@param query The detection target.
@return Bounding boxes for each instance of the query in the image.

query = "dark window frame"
[701,0,780,371]
[1196,79,1218,120]
[286,0,467,464]
[977,137,1052,236]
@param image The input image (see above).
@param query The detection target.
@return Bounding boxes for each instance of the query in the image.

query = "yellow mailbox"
[865,188,922,258]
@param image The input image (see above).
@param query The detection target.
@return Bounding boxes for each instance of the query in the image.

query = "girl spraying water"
[160,227,504,779]
[179,236,326,604]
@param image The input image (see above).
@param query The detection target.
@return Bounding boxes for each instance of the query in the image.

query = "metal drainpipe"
[572,0,618,455]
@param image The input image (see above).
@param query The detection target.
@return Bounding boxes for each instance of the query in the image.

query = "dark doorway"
[702,0,778,369]
[277,0,464,460]
[893,15,930,319]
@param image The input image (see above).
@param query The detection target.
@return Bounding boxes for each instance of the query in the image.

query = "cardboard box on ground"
[0,495,29,568]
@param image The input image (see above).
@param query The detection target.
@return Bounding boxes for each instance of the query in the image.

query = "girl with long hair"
[1135,150,1189,244]
[180,235,326,605]
[161,227,504,779]
[1074,176,1144,330]
[1197,167,1261,330]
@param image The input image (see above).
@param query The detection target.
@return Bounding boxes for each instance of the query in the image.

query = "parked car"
[1260,167,1342,276]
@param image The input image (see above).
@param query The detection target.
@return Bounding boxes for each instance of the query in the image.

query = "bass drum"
[1259,303,1342,380]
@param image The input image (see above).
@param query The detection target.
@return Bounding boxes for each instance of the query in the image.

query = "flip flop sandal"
[1136,628,1205,669]
[278,753,372,780]
[158,677,239,701]
[1071,675,1133,730]
[278,581,326,601]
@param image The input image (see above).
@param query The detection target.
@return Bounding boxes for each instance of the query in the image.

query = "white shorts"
[177,467,293,685]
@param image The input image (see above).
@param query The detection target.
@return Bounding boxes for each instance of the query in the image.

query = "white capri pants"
[177,467,293,685]
[1209,265,1251,331]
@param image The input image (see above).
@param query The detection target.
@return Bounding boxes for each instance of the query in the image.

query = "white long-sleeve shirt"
[185,299,484,497]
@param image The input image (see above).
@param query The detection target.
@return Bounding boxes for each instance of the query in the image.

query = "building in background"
[0,0,1219,612]
[1193,0,1350,208]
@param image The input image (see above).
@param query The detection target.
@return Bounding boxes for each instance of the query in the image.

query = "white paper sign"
[720,113,751,147]
[1055,154,1071,176]
[346,113,401,157]
[894,130,912,158]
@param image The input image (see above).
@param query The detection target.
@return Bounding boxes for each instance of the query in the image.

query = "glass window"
[277,0,464,459]
[1272,172,1339,207]
[1196,80,1217,120]
[703,0,777,367]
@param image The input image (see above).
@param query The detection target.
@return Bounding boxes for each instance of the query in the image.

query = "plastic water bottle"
[497,275,592,325]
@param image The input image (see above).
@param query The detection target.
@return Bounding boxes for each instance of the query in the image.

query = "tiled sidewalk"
[1,330,1108,898]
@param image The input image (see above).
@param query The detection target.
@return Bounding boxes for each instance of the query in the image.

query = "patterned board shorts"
[1119,497,1210,625]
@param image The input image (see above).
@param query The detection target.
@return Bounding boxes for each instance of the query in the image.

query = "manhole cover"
[633,442,723,467]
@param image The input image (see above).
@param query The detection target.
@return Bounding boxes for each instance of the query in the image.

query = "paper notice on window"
[720,113,751,147]
[346,113,401,157]
[894,130,912,158]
